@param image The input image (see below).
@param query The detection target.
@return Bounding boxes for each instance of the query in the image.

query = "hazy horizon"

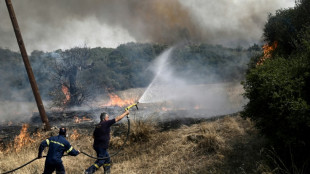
[0,0,295,52]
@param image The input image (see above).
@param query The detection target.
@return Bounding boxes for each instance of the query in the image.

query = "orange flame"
[82,116,91,121]
[33,130,42,138]
[103,93,136,107]
[74,116,92,123]
[257,41,278,66]
[74,116,81,123]
[162,107,169,111]
[62,85,70,104]
[14,124,34,151]
[70,129,80,140]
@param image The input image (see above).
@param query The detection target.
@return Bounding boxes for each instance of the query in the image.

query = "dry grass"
[0,115,268,174]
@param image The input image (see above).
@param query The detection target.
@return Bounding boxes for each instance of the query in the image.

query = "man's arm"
[115,110,129,122]
[66,146,80,156]
[38,138,49,158]
[65,141,80,156]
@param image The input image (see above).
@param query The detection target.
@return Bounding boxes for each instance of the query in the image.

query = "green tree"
[242,0,310,171]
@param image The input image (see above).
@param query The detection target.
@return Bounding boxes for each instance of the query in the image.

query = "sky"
[0,0,295,52]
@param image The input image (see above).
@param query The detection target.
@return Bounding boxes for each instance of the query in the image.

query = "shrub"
[129,119,157,143]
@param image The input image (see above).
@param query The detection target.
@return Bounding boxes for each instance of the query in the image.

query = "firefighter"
[84,110,129,174]
[38,127,80,174]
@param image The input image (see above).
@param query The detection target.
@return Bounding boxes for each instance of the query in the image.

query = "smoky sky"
[0,0,295,52]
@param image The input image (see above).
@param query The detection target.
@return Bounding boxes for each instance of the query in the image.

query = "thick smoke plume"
[0,0,294,51]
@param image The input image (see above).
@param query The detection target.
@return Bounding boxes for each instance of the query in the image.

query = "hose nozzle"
[125,102,139,111]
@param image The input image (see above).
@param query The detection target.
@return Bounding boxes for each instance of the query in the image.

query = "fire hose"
[1,103,138,174]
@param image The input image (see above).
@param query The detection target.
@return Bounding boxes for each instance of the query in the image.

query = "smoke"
[0,0,295,52]
[0,100,37,123]
[139,47,248,118]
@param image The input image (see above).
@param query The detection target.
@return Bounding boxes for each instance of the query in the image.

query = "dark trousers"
[85,146,111,173]
[43,161,65,174]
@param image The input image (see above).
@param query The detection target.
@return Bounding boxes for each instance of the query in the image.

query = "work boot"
[104,167,111,174]
[84,166,96,174]
[84,170,92,174]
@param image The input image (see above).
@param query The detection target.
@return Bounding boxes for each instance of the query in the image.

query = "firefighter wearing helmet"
[38,127,80,174]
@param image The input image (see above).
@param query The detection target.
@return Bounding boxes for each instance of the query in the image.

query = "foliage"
[242,0,310,172]
[48,46,93,107]
[242,56,310,145]
[0,42,256,107]
[263,0,310,56]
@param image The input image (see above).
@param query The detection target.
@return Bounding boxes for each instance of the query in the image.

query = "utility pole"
[5,0,51,130]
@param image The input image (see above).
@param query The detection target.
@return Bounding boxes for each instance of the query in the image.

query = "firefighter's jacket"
[38,135,79,164]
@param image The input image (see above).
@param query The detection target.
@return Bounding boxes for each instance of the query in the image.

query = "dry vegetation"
[0,115,270,174]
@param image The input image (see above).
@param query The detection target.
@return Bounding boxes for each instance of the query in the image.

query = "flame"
[257,41,278,66]
[74,116,92,123]
[74,116,81,123]
[70,129,80,140]
[82,116,91,121]
[14,124,34,151]
[33,131,42,138]
[162,107,169,111]
[103,93,136,107]
[62,84,70,104]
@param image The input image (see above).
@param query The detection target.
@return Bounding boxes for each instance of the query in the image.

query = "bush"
[243,55,310,139]
[242,1,310,171]
[129,119,157,143]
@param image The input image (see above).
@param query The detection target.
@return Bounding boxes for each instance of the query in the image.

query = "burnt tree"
[50,46,93,108]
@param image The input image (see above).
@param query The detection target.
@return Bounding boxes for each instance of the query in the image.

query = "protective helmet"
[59,127,67,136]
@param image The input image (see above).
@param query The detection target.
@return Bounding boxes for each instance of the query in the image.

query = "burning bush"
[69,129,80,140]
[243,0,310,171]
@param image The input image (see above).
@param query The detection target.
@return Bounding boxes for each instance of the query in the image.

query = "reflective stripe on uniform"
[46,139,50,146]
[94,164,100,169]
[103,163,111,167]
[50,140,64,147]
[66,146,73,153]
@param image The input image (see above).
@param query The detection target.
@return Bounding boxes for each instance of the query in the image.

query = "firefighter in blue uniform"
[85,110,129,174]
[38,127,80,174]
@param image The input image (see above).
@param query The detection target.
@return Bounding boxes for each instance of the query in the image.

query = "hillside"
[0,115,270,174]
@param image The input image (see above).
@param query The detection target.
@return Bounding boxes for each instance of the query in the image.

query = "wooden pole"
[5,0,51,130]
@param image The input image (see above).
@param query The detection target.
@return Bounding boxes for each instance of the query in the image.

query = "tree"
[242,1,310,171]
[49,46,93,108]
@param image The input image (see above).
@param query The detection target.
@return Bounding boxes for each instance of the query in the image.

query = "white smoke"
[139,47,247,117]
